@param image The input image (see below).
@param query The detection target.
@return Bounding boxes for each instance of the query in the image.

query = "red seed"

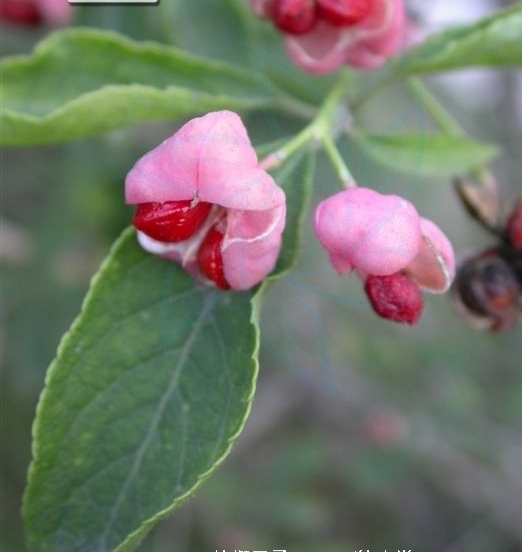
[0,0,42,25]
[364,273,423,325]
[132,200,211,243]
[507,203,522,249]
[197,225,230,290]
[272,0,317,35]
[317,0,372,26]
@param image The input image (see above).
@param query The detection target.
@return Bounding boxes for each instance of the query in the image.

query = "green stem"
[407,77,463,136]
[321,135,355,187]
[260,71,351,171]
[273,95,319,122]
[407,77,497,189]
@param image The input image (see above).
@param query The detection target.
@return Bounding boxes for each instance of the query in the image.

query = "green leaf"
[351,132,498,177]
[159,0,253,66]
[241,4,340,106]
[23,228,259,552]
[250,150,315,326]
[396,4,522,75]
[1,28,279,146]
[161,0,336,106]
[73,4,165,41]
[269,151,315,278]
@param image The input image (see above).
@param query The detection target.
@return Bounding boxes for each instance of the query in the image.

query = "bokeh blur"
[2,1,522,551]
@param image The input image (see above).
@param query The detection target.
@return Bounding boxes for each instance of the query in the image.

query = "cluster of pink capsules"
[126,111,456,326]
[250,0,406,73]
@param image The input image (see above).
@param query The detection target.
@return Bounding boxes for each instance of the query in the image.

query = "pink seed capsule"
[125,111,286,291]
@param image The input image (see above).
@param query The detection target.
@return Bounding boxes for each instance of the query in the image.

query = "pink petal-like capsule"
[39,0,72,24]
[0,0,72,25]
[405,217,456,293]
[125,111,286,290]
[285,21,349,74]
[223,204,286,289]
[285,0,405,73]
[126,111,284,211]
[249,0,274,17]
[313,187,421,276]
[343,0,405,68]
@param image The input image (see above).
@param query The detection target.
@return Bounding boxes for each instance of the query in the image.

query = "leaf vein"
[95,293,217,551]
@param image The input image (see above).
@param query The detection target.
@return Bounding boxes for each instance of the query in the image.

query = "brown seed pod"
[452,251,520,331]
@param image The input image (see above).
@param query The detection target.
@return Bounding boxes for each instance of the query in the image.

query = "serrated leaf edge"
[23,227,260,552]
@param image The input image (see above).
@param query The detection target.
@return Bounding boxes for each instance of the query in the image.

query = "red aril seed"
[317,0,372,26]
[507,203,522,249]
[364,273,423,325]
[272,0,317,35]
[132,200,211,243]
[197,225,230,290]
[0,0,42,25]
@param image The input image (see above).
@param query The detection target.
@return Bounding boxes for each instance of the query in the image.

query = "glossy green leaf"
[0,28,287,146]
[23,228,259,552]
[396,4,522,75]
[352,132,498,176]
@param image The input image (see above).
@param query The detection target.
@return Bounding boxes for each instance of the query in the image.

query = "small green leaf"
[352,132,498,176]
[23,228,259,552]
[270,152,315,278]
[396,4,522,75]
[1,28,278,145]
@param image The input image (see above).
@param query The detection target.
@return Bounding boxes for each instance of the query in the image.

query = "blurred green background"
[2,2,522,551]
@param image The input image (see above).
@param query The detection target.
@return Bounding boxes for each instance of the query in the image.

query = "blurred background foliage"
[2,1,522,551]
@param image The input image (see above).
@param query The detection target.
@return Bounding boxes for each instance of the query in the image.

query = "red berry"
[197,225,230,290]
[272,0,317,35]
[364,273,423,325]
[0,0,42,25]
[317,0,372,26]
[132,200,211,243]
[507,203,522,249]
